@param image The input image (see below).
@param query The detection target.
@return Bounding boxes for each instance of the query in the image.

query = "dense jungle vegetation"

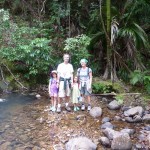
[0,0,150,93]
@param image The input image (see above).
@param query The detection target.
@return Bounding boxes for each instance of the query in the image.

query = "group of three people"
[48,53,92,113]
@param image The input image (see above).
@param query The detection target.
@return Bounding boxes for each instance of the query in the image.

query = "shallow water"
[0,93,146,150]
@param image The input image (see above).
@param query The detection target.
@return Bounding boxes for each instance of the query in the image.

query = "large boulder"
[124,106,144,117]
[65,137,97,150]
[89,107,102,118]
[107,100,121,110]
[143,114,150,123]
[111,133,132,150]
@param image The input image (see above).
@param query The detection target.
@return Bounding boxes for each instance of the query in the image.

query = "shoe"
[50,106,53,111]
[76,107,80,111]
[65,106,71,112]
[56,107,61,113]
[81,104,85,111]
[87,105,91,111]
[74,107,77,111]
[52,107,56,112]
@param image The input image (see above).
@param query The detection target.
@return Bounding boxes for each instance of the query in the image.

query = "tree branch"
[2,63,27,90]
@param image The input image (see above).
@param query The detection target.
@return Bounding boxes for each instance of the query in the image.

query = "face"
[63,54,70,63]
[52,73,57,78]
[74,77,78,82]
[81,62,86,67]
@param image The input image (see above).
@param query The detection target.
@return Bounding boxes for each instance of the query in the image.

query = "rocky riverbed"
[0,93,149,150]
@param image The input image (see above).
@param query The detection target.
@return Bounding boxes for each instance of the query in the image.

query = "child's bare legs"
[53,97,57,109]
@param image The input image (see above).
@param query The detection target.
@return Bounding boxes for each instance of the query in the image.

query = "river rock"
[36,94,41,99]
[101,122,114,129]
[121,106,132,112]
[143,114,150,123]
[125,115,142,123]
[65,137,97,150]
[107,100,121,110]
[111,133,132,150]
[144,125,150,131]
[124,106,144,117]
[32,146,41,150]
[102,117,111,123]
[120,128,135,136]
[99,136,111,147]
[89,107,102,118]
[102,128,119,140]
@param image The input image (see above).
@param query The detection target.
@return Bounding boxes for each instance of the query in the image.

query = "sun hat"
[51,70,57,74]
[80,58,88,64]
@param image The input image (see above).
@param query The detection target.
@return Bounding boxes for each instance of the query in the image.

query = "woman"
[77,59,92,111]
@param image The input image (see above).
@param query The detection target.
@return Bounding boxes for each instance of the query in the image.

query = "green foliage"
[92,82,116,94]
[64,34,91,69]
[115,94,124,104]
[0,9,55,80]
[130,70,150,93]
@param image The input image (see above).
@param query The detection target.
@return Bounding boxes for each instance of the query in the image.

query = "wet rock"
[102,128,119,140]
[89,107,102,118]
[101,122,114,129]
[143,114,150,123]
[120,129,135,136]
[19,134,29,143]
[99,136,111,147]
[107,100,121,110]
[102,117,111,123]
[36,94,41,99]
[65,137,97,150]
[114,116,121,121]
[124,106,144,117]
[111,133,132,150]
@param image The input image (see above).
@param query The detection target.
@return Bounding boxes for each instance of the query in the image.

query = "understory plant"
[130,70,150,94]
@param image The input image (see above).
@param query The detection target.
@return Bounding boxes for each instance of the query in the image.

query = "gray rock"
[89,107,102,118]
[124,106,144,117]
[125,115,142,123]
[114,116,121,121]
[111,133,132,150]
[138,134,146,142]
[143,114,150,123]
[101,122,114,129]
[102,128,119,140]
[99,136,111,147]
[133,115,142,122]
[120,129,135,136]
[121,106,132,112]
[102,117,111,123]
[65,137,97,150]
[108,100,121,110]
[144,125,150,131]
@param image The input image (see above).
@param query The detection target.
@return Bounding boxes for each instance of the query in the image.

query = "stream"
[0,93,148,150]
